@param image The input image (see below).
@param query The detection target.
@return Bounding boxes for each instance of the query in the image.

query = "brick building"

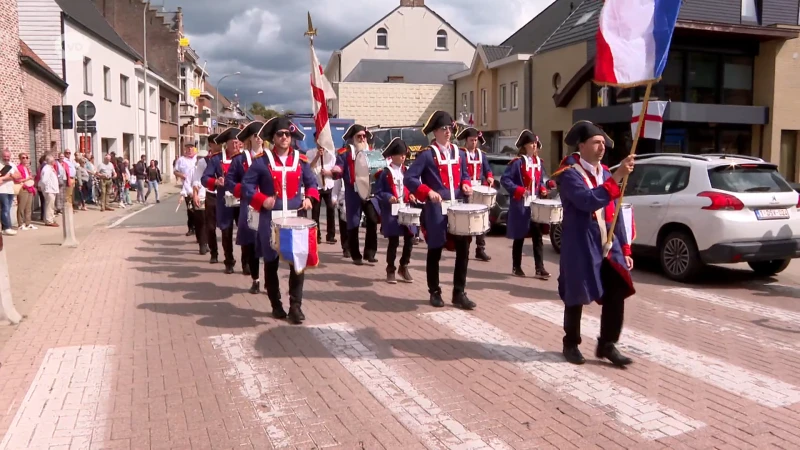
[0,0,26,157]
[20,41,67,162]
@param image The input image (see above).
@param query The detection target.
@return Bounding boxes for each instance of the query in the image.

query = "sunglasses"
[274,131,291,138]
[439,126,453,131]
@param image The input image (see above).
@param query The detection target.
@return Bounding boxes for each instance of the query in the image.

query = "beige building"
[325,0,474,127]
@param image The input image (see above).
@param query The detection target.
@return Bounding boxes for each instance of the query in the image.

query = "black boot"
[512,267,526,277]
[270,298,287,319]
[249,280,260,294]
[199,245,209,255]
[342,249,351,259]
[209,254,219,264]
[452,291,476,310]
[475,248,491,262]
[535,267,551,280]
[563,346,586,365]
[596,342,633,367]
[288,304,304,324]
[224,264,235,274]
[429,290,445,308]
[398,265,413,283]
[386,269,397,284]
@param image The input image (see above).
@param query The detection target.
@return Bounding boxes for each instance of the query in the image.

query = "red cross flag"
[310,45,336,153]
[630,101,667,140]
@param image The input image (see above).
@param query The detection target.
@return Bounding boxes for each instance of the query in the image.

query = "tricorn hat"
[564,120,614,148]
[456,127,486,145]
[515,129,539,149]
[257,116,304,142]
[236,121,265,142]
[214,127,240,145]
[342,124,372,145]
[381,137,409,158]
[422,110,455,135]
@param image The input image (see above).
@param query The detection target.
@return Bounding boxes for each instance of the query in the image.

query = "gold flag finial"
[304,12,317,37]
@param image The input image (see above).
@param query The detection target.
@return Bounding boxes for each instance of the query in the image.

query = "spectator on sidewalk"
[63,150,76,211]
[34,154,47,221]
[96,154,116,212]
[15,153,36,230]
[37,154,59,227]
[174,144,198,237]
[133,155,147,204]
[75,155,88,211]
[83,154,96,204]
[145,160,161,203]
[0,149,21,236]
[55,152,68,216]
[120,159,132,208]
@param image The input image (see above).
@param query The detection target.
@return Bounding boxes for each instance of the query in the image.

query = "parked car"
[602,153,800,281]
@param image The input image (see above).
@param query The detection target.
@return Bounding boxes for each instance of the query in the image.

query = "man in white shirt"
[96,154,116,211]
[0,149,20,235]
[174,143,198,238]
[37,154,60,227]
[307,131,338,244]
[192,149,209,255]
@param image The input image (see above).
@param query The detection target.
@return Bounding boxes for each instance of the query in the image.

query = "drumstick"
[175,196,183,212]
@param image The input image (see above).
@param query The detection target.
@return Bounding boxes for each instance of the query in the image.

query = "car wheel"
[550,223,562,254]
[659,231,703,282]
[747,259,791,276]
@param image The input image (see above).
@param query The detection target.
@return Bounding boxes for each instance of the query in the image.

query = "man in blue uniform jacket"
[404,110,475,310]
[201,127,241,274]
[552,121,636,367]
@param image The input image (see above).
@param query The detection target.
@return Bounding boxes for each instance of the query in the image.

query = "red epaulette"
[337,147,348,155]
[299,154,309,163]
[209,149,222,157]
[508,156,521,166]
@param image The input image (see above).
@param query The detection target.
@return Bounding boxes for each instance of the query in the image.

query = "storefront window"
[687,53,718,104]
[687,127,716,154]
[719,128,752,155]
[722,55,753,105]
[660,52,684,101]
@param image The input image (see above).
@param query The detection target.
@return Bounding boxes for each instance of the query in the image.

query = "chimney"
[176,7,184,35]
[400,0,424,6]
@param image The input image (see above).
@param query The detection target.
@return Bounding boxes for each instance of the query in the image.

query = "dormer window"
[377,27,388,48]
[436,30,448,50]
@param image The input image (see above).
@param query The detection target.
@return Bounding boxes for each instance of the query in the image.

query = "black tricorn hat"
[381,137,408,158]
[208,133,219,144]
[515,129,539,149]
[214,127,240,145]
[236,121,265,142]
[564,120,614,148]
[342,124,372,144]
[456,127,486,145]
[422,110,455,135]
[258,116,304,142]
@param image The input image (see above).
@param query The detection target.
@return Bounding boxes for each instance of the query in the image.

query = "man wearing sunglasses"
[404,110,476,310]
[331,124,381,266]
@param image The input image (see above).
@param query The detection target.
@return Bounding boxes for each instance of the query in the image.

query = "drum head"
[533,199,561,206]
[472,185,496,195]
[450,203,488,213]
[274,217,316,228]
[354,152,372,200]
[398,207,419,215]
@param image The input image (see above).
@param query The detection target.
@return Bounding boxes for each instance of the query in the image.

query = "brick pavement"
[0,221,799,448]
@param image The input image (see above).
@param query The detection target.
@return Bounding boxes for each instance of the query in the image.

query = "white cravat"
[579,158,604,186]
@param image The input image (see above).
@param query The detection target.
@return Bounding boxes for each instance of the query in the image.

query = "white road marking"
[0,345,114,449]
[665,287,800,325]
[107,204,154,228]
[310,323,513,450]
[210,334,335,448]
[426,311,704,440]
[639,299,800,355]
[514,302,800,408]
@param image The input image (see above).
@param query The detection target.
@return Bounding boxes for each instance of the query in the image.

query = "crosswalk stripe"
[311,323,513,450]
[514,302,800,408]
[639,299,800,355]
[426,310,704,440]
[210,334,337,449]
[0,346,114,450]
[665,287,800,325]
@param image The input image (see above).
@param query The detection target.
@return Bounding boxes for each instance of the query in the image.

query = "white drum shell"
[247,206,259,231]
[270,217,317,251]
[224,192,240,207]
[531,199,563,224]
[447,204,489,236]
[471,185,497,207]
[398,207,421,226]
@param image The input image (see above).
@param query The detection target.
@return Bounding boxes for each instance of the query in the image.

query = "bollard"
[61,202,78,247]
[0,235,22,325]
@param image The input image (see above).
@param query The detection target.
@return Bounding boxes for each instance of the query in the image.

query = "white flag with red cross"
[310,45,336,153]
[630,101,667,140]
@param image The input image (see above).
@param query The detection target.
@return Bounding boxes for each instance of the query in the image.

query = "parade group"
[172,111,638,368]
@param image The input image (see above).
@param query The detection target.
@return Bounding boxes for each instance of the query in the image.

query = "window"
[573,11,596,27]
[103,67,111,100]
[436,30,448,50]
[687,52,717,104]
[708,165,792,193]
[199,107,210,126]
[83,57,92,94]
[119,75,130,105]
[499,84,507,111]
[387,76,404,83]
[624,164,689,196]
[461,93,468,111]
[469,91,474,115]
[480,88,487,125]
[159,98,167,120]
[169,101,178,123]
[780,130,797,182]
[376,27,388,48]
[511,82,519,110]
[722,55,753,105]
[720,128,752,155]
[741,0,761,23]
[149,87,157,113]
[659,52,684,102]
[138,82,145,110]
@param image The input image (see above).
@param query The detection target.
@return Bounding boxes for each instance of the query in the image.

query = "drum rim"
[472,186,497,194]
[449,204,489,212]
[532,199,562,205]
[272,217,317,227]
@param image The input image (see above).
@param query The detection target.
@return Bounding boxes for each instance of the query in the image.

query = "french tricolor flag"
[278,227,319,273]
[594,0,683,86]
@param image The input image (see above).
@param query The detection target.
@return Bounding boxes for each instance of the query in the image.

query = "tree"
[248,102,296,119]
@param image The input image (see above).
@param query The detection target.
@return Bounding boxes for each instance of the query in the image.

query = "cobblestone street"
[0,201,799,449]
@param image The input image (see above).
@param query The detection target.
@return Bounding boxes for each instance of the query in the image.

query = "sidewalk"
[0,183,180,347]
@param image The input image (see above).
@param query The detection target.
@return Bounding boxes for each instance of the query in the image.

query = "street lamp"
[215,72,241,130]
[143,1,151,162]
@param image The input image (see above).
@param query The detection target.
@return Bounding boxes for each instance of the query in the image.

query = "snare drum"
[247,206,259,231]
[224,192,240,207]
[270,217,317,251]
[398,207,421,226]
[471,185,497,208]
[530,199,563,224]
[447,203,489,236]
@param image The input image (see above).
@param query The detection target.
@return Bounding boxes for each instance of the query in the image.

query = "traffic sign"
[211,119,217,127]
[77,100,96,121]
[76,121,96,133]
[52,105,74,130]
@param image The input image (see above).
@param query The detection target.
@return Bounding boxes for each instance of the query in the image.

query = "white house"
[324,0,475,127]
[18,0,141,162]
[134,65,161,162]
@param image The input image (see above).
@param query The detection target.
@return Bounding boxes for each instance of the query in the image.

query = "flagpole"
[603,81,653,257]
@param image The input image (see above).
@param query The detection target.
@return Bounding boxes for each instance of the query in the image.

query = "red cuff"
[305,187,320,202]
[415,184,432,201]
[486,171,494,180]
[233,183,242,199]
[622,244,632,257]
[250,191,267,210]
[331,165,343,180]
[205,178,216,191]
[513,186,526,200]
[539,187,548,197]
[461,182,471,191]
[602,177,621,200]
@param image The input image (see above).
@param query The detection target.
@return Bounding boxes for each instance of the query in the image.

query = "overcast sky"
[177,0,555,114]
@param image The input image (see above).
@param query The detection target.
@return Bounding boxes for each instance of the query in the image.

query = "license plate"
[755,209,789,220]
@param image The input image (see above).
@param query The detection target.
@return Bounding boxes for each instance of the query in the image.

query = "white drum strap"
[244,149,252,167]
[390,165,404,207]
[265,150,300,214]
[466,149,481,183]
[432,142,458,202]
[572,163,607,246]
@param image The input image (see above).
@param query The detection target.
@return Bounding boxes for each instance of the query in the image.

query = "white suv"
[612,153,800,281]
